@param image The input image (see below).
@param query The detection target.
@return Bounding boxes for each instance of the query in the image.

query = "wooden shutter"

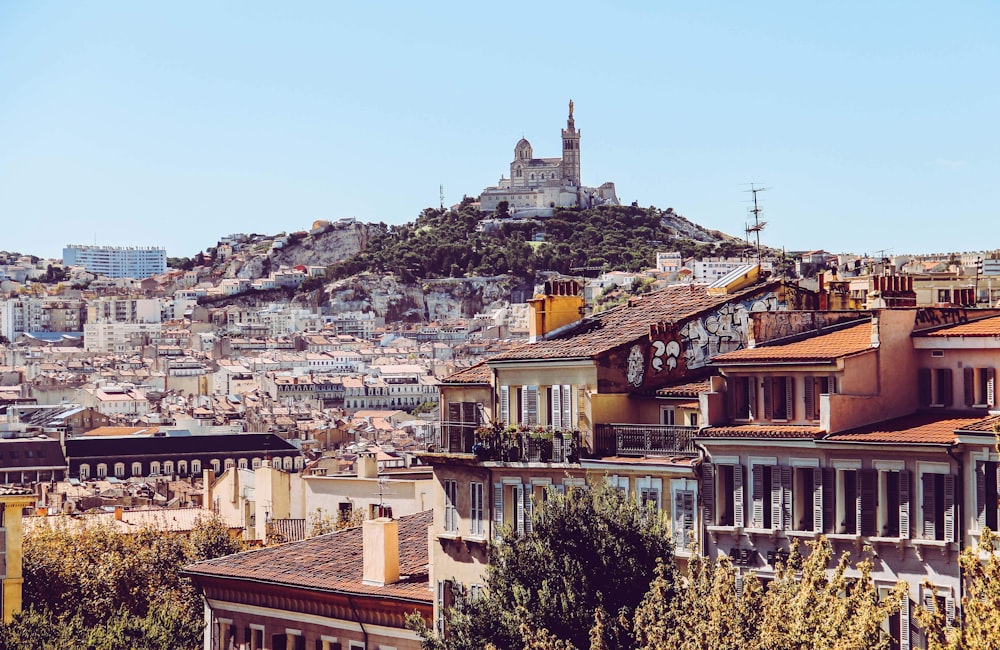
[918,368,932,406]
[493,483,504,539]
[561,385,572,428]
[514,484,525,536]
[977,461,987,529]
[751,464,765,528]
[784,378,794,420]
[673,490,686,548]
[523,484,533,535]
[803,376,816,421]
[521,386,538,425]
[899,470,911,539]
[945,594,956,626]
[822,468,836,533]
[551,386,562,429]
[944,474,956,543]
[812,467,824,533]
[781,465,793,530]
[762,379,773,421]
[733,465,745,527]
[860,469,877,536]
[941,369,954,406]
[748,378,757,419]
[770,466,783,530]
[734,570,744,596]
[447,403,462,451]
[899,595,911,650]
[499,386,510,425]
[922,473,936,539]
[701,463,716,526]
[964,367,976,406]
[989,369,997,407]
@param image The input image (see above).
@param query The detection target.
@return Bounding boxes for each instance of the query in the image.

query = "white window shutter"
[944,474,956,543]
[989,368,996,407]
[751,464,765,528]
[514,484,525,536]
[551,386,562,429]
[733,465,745,527]
[976,461,987,529]
[523,484,533,535]
[499,386,510,425]
[899,595,911,650]
[702,463,716,526]
[946,594,956,627]
[770,466,782,530]
[781,465,793,530]
[899,470,911,539]
[561,385,572,428]
[493,483,504,540]
[812,467,824,533]
[522,386,538,425]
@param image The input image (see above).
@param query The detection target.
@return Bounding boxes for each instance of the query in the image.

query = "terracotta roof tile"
[824,412,982,444]
[698,424,823,439]
[655,379,710,398]
[184,511,432,603]
[491,282,781,362]
[712,321,872,364]
[916,315,1000,337]
[953,414,1000,434]
[442,361,491,384]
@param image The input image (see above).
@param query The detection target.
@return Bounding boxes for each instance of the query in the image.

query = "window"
[703,463,744,527]
[445,401,481,453]
[96,463,108,479]
[750,463,791,530]
[804,375,837,421]
[470,482,484,536]
[131,462,143,476]
[549,385,572,429]
[607,474,629,496]
[918,368,953,407]
[150,461,161,475]
[728,377,756,420]
[444,480,458,533]
[922,585,956,628]
[113,463,125,478]
[877,469,911,538]
[520,385,539,425]
[178,460,188,475]
[763,377,794,421]
[660,407,675,425]
[436,579,454,636]
[835,468,877,535]
[79,464,90,480]
[688,412,699,427]
[921,472,956,542]
[638,476,663,511]
[163,461,174,476]
[238,458,248,469]
[976,460,1000,530]
[964,367,995,407]
[494,482,532,538]
[670,480,695,550]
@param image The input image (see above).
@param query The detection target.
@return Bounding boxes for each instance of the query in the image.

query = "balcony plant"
[525,426,554,462]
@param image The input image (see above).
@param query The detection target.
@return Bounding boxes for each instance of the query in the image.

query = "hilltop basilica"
[478,101,619,215]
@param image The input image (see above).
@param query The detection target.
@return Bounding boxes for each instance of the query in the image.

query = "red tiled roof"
[915,315,1000,337]
[698,424,822,439]
[951,414,1000,434]
[491,282,781,362]
[184,511,432,603]
[712,321,872,364]
[655,379,710,398]
[824,413,982,444]
[442,361,491,384]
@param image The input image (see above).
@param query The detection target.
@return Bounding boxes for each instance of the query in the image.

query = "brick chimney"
[362,517,399,587]
[526,279,584,343]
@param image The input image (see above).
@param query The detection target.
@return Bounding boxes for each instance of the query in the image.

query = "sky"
[1,2,998,260]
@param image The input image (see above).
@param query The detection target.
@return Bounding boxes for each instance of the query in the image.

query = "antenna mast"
[745,183,768,264]
[440,184,445,211]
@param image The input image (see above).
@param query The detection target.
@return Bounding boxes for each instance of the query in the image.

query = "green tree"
[412,480,676,650]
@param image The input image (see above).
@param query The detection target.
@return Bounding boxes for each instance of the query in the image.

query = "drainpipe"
[946,443,964,628]
[695,441,710,555]
[346,593,369,649]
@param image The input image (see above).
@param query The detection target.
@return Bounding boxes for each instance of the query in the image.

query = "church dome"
[515,138,533,159]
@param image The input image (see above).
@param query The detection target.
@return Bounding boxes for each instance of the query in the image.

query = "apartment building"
[63,244,166,279]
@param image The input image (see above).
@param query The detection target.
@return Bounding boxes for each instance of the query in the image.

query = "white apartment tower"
[62,244,166,279]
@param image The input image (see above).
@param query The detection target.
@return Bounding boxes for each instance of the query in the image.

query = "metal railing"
[594,423,699,457]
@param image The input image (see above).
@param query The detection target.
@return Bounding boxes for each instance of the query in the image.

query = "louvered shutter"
[493,483,504,539]
[514,484,525,536]
[561,385,572,428]
[752,465,765,528]
[977,461,987,529]
[822,468,836,533]
[521,386,538,425]
[945,594,956,627]
[499,386,510,425]
[965,368,976,406]
[784,378,794,420]
[523,484,533,535]
[682,490,695,545]
[748,378,757,419]
[922,587,935,613]
[944,474,956,543]
[860,469,878,536]
[989,369,996,406]
[922,473,936,539]
[762,379,773,421]
[899,470,911,539]
[702,463,716,526]
[673,490,686,548]
[781,465,793,530]
[899,595,911,650]
[733,465,745,527]
[555,483,566,496]
[551,386,562,429]
[812,467,824,533]
[942,369,954,406]
[447,403,462,451]
[734,570,744,596]
[918,369,932,406]
[804,376,816,421]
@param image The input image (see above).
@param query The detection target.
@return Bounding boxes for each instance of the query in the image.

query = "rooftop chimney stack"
[362,517,399,587]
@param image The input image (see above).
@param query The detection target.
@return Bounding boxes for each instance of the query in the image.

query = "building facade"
[63,245,166,279]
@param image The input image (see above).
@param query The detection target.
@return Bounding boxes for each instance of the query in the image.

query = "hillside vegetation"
[329,200,743,282]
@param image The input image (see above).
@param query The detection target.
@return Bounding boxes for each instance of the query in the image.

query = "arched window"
[294,456,304,470]
[163,461,175,476]
[178,460,188,476]
[252,457,262,470]
[131,462,143,476]
[283,456,293,470]
[114,463,125,478]
[96,463,108,479]
[211,459,221,473]
[79,464,90,480]
[237,458,247,469]
[150,461,161,476]
[192,460,203,475]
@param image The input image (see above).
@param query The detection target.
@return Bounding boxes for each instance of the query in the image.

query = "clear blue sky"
[2,2,998,260]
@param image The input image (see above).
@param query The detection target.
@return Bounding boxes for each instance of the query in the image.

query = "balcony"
[441,422,583,463]
[594,423,699,457]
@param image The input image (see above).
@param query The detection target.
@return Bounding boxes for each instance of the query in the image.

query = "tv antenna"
[440,184,445,211]
[744,183,769,264]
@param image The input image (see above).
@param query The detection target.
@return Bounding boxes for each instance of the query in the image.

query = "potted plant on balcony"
[526,427,554,462]
[473,423,504,461]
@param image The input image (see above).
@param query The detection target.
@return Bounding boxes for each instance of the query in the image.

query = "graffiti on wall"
[647,293,783,379]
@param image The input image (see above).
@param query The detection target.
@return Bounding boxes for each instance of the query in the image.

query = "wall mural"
[645,293,783,384]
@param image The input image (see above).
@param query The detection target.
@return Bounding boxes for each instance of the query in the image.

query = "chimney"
[202,468,216,511]
[114,505,124,521]
[362,517,399,587]
[358,451,378,479]
[526,279,584,343]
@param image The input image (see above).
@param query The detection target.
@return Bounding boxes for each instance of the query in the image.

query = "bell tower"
[561,99,581,186]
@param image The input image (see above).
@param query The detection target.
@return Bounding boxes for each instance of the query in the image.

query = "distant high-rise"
[62,244,166,279]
